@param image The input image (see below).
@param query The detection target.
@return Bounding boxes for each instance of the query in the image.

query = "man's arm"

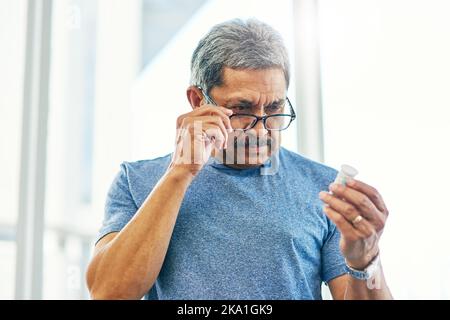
[86,166,194,299]
[86,104,233,300]
[319,178,393,300]
[329,268,393,300]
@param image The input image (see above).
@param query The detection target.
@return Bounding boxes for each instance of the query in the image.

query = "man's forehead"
[214,67,287,105]
[221,67,286,89]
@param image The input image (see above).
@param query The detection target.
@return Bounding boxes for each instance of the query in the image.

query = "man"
[86,19,392,300]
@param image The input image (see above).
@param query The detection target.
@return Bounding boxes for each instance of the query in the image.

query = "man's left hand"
[319,178,390,270]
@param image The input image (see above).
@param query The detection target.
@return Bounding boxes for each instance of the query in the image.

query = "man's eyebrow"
[224,98,285,108]
[265,99,286,107]
[224,99,253,107]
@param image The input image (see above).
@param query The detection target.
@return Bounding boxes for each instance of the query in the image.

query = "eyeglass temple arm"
[197,86,218,106]
[287,97,296,119]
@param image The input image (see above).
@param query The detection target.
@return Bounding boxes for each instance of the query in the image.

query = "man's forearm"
[88,166,194,299]
[344,264,393,300]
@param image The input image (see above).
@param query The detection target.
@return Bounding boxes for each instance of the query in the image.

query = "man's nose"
[252,107,268,132]
[253,117,268,133]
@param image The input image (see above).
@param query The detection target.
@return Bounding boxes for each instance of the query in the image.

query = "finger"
[177,127,201,165]
[323,205,361,241]
[348,215,377,238]
[187,116,229,149]
[203,124,226,150]
[193,106,233,131]
[176,112,191,128]
[320,191,360,220]
[178,106,232,130]
[323,205,376,240]
[214,108,234,132]
[202,117,229,148]
[172,129,185,163]
[346,178,388,215]
[328,184,381,222]
[320,191,379,237]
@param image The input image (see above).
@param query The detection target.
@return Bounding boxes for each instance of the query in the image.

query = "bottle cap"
[341,164,358,178]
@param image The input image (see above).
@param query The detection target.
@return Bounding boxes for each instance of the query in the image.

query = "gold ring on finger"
[351,215,364,226]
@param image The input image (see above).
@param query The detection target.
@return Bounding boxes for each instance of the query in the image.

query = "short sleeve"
[95,163,138,244]
[321,221,348,284]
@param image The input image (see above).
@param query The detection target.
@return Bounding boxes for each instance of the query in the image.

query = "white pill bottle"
[334,164,358,186]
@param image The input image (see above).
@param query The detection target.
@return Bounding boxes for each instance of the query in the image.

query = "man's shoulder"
[114,154,172,206]
[121,153,172,181]
[280,147,338,183]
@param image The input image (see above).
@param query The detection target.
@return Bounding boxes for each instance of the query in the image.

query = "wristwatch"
[345,253,381,280]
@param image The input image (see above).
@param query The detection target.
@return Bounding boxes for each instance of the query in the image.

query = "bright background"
[1,0,449,299]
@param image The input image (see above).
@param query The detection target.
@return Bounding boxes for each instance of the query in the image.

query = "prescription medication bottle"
[334,164,358,186]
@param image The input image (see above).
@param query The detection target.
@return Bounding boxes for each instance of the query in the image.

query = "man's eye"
[266,105,282,112]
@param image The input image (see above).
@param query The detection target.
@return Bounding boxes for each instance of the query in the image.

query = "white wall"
[319,0,450,299]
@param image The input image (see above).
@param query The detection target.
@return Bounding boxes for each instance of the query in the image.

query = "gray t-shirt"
[97,147,347,299]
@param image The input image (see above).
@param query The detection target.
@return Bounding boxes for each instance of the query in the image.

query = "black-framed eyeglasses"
[197,86,296,132]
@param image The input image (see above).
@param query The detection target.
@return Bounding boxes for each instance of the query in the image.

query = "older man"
[86,19,392,300]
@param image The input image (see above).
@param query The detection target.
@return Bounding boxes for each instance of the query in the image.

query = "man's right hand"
[169,105,233,176]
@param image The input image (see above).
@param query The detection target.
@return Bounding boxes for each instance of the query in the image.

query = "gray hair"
[190,18,290,94]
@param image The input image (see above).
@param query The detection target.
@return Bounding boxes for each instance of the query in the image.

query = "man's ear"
[186,86,204,110]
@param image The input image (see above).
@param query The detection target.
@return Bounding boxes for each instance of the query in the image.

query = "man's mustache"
[233,135,273,148]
